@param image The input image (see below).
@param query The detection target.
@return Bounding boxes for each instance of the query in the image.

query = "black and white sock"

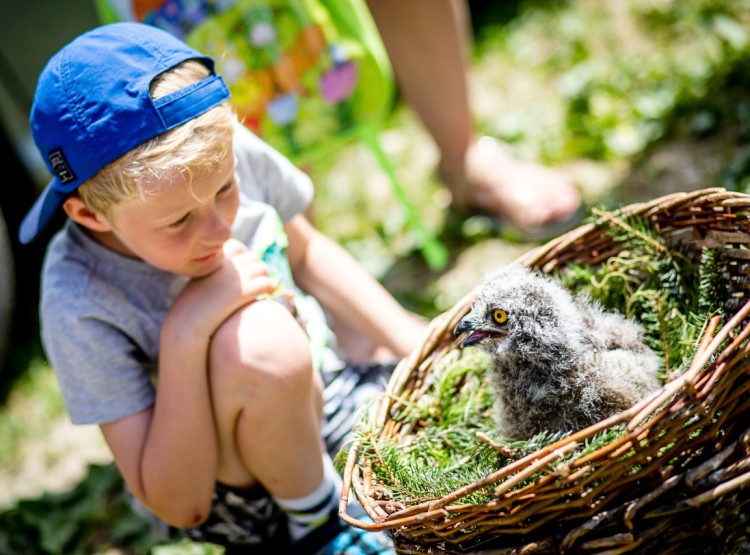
[272,455,342,543]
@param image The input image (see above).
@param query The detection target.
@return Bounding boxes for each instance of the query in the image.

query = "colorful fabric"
[94,0,393,164]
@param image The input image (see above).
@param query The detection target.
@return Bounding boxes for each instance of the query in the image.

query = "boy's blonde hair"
[77,60,235,218]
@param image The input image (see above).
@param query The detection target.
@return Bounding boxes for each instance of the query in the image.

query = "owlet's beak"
[455,315,483,347]
[455,312,507,348]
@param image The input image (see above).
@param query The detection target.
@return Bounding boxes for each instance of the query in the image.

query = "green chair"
[94,0,447,269]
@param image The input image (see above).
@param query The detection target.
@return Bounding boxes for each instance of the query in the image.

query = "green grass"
[0,357,65,473]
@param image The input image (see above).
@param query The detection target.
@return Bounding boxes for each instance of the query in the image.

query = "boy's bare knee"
[209,300,314,400]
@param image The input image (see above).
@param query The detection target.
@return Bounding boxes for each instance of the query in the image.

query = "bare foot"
[439,137,582,236]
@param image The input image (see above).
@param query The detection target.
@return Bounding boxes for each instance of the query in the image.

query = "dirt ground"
[0,418,112,508]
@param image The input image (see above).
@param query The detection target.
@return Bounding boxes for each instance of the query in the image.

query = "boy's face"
[102,150,240,278]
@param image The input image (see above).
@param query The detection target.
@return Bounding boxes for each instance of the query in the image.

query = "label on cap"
[49,148,77,184]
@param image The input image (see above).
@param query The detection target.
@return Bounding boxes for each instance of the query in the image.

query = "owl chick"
[455,266,661,439]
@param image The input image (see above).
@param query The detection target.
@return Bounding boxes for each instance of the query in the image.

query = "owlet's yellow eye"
[493,309,508,324]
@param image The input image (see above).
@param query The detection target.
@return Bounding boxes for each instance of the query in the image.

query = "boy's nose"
[204,210,233,244]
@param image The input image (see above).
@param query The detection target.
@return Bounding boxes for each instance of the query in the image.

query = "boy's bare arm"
[101,240,275,527]
[285,215,427,359]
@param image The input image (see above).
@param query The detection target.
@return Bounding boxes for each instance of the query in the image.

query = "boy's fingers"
[236,258,269,279]
[254,276,278,296]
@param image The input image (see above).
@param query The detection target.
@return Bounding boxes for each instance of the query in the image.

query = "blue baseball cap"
[19,22,232,244]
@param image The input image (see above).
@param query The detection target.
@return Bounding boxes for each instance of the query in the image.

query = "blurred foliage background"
[2,0,750,553]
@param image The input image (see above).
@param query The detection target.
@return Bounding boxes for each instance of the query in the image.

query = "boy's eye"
[168,213,190,228]
[217,177,237,196]
[492,309,508,324]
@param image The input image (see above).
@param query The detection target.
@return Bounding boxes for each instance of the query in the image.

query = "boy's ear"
[62,195,114,233]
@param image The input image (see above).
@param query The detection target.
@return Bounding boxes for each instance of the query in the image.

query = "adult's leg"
[366,0,581,234]
[366,0,472,176]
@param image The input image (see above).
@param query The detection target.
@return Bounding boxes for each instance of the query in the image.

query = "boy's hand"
[167,239,276,340]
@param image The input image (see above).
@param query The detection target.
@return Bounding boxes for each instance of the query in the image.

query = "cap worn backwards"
[18,22,232,244]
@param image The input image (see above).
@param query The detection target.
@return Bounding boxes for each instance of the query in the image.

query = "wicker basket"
[340,188,750,554]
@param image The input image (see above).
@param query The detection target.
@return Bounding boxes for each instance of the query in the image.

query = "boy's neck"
[76,223,138,259]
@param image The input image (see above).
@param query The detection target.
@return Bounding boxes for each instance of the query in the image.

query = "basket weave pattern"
[341,188,750,554]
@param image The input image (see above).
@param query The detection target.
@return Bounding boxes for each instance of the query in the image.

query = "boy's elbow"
[128,471,215,529]
[165,508,211,529]
[134,489,212,529]
[156,503,211,529]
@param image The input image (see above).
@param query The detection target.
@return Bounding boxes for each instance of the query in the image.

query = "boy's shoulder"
[42,223,175,318]
[42,223,98,300]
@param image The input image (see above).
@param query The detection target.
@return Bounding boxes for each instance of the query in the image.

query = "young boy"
[20,22,426,553]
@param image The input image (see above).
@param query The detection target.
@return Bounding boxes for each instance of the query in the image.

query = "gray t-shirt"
[40,124,338,425]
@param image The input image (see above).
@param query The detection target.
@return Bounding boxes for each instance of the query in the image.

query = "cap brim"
[19,180,68,244]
